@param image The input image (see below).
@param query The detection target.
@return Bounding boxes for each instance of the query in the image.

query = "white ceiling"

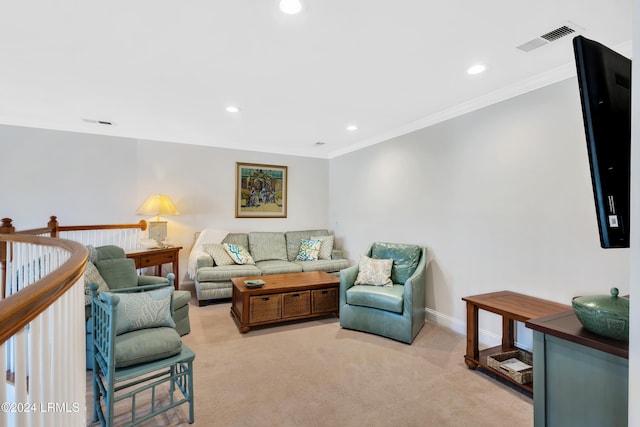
[0,1,632,159]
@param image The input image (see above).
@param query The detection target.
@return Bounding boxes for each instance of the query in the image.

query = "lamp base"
[148,221,168,245]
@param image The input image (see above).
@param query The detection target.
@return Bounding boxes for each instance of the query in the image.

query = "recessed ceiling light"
[346,125,358,131]
[225,106,240,113]
[467,64,487,75]
[279,0,302,14]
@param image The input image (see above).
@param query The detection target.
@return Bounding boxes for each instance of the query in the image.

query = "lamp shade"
[136,195,179,219]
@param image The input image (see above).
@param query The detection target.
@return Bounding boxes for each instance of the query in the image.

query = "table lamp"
[136,194,179,245]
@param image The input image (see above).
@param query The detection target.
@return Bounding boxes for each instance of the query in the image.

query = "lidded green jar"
[572,287,629,341]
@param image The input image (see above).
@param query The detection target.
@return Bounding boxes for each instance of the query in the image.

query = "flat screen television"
[573,35,631,248]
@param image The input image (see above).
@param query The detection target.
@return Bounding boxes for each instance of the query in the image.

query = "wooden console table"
[126,246,182,290]
[462,291,570,392]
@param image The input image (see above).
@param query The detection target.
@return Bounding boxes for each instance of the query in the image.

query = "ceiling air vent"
[516,21,583,53]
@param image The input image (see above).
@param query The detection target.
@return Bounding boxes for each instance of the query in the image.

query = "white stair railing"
[0,234,87,427]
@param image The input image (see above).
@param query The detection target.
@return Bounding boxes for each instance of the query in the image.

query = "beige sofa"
[189,230,350,305]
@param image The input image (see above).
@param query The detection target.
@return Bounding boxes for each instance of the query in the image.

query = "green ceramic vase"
[572,287,629,341]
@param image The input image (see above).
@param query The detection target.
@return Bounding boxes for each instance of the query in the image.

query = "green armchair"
[339,242,427,344]
[85,245,191,368]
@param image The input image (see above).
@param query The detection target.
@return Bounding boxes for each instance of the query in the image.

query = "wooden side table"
[126,246,182,290]
[462,291,570,392]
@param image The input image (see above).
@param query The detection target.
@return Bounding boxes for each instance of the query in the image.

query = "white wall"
[1,125,331,284]
[329,78,630,344]
[1,75,632,352]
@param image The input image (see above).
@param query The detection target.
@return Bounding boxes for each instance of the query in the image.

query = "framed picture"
[235,163,288,218]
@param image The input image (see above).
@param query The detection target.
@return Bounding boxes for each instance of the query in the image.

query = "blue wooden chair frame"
[90,283,195,426]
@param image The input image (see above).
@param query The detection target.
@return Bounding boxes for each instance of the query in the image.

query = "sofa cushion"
[96,245,126,260]
[102,287,175,335]
[202,243,235,266]
[371,242,422,285]
[293,258,349,273]
[295,239,322,261]
[346,284,404,314]
[196,265,261,282]
[311,235,334,260]
[96,258,138,289]
[354,255,393,287]
[285,230,330,261]
[222,233,249,250]
[254,260,303,275]
[114,327,182,368]
[248,232,288,262]
[224,243,255,265]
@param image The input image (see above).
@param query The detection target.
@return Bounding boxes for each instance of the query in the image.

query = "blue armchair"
[339,242,427,344]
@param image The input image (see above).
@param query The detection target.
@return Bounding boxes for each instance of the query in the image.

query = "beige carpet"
[87,297,533,427]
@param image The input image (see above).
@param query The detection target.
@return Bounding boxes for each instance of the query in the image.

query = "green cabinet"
[527,310,628,427]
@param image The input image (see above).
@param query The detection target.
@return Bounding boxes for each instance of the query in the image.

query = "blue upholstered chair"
[85,245,191,368]
[89,282,195,426]
[339,242,428,344]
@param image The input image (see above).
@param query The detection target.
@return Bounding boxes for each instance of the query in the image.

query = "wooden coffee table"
[230,271,340,333]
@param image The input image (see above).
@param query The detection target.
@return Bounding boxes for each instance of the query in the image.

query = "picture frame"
[235,162,288,218]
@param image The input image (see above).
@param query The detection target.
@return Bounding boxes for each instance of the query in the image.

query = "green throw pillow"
[95,258,138,289]
[102,286,175,336]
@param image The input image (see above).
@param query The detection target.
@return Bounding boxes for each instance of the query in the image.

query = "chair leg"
[188,360,195,424]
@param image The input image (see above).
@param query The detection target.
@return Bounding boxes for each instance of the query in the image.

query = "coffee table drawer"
[312,288,338,313]
[250,294,281,323]
[282,290,311,318]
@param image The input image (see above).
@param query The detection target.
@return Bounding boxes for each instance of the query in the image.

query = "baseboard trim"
[425,307,531,351]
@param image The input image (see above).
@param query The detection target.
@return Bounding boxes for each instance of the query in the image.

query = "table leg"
[465,302,479,369]
[173,259,180,290]
[502,316,515,350]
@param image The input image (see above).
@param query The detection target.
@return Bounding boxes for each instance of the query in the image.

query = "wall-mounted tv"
[573,35,631,248]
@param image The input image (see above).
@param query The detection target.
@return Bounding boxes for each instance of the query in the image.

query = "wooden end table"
[126,246,182,290]
[230,271,340,333]
[462,291,570,392]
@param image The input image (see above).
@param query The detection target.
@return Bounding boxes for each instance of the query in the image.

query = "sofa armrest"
[196,252,214,269]
[402,248,427,316]
[339,263,359,306]
[137,275,170,286]
[137,272,175,289]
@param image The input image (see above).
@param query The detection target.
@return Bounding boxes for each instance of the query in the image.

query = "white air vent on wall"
[516,21,584,52]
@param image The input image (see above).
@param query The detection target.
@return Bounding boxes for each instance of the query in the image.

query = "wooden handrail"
[58,220,148,232]
[0,234,88,345]
[3,215,148,237]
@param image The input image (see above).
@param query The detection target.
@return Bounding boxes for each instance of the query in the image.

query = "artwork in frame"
[236,163,288,218]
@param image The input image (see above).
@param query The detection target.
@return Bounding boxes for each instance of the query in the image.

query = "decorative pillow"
[311,235,334,260]
[296,239,322,261]
[223,243,255,265]
[202,243,235,266]
[84,261,110,296]
[102,286,176,336]
[354,255,393,287]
